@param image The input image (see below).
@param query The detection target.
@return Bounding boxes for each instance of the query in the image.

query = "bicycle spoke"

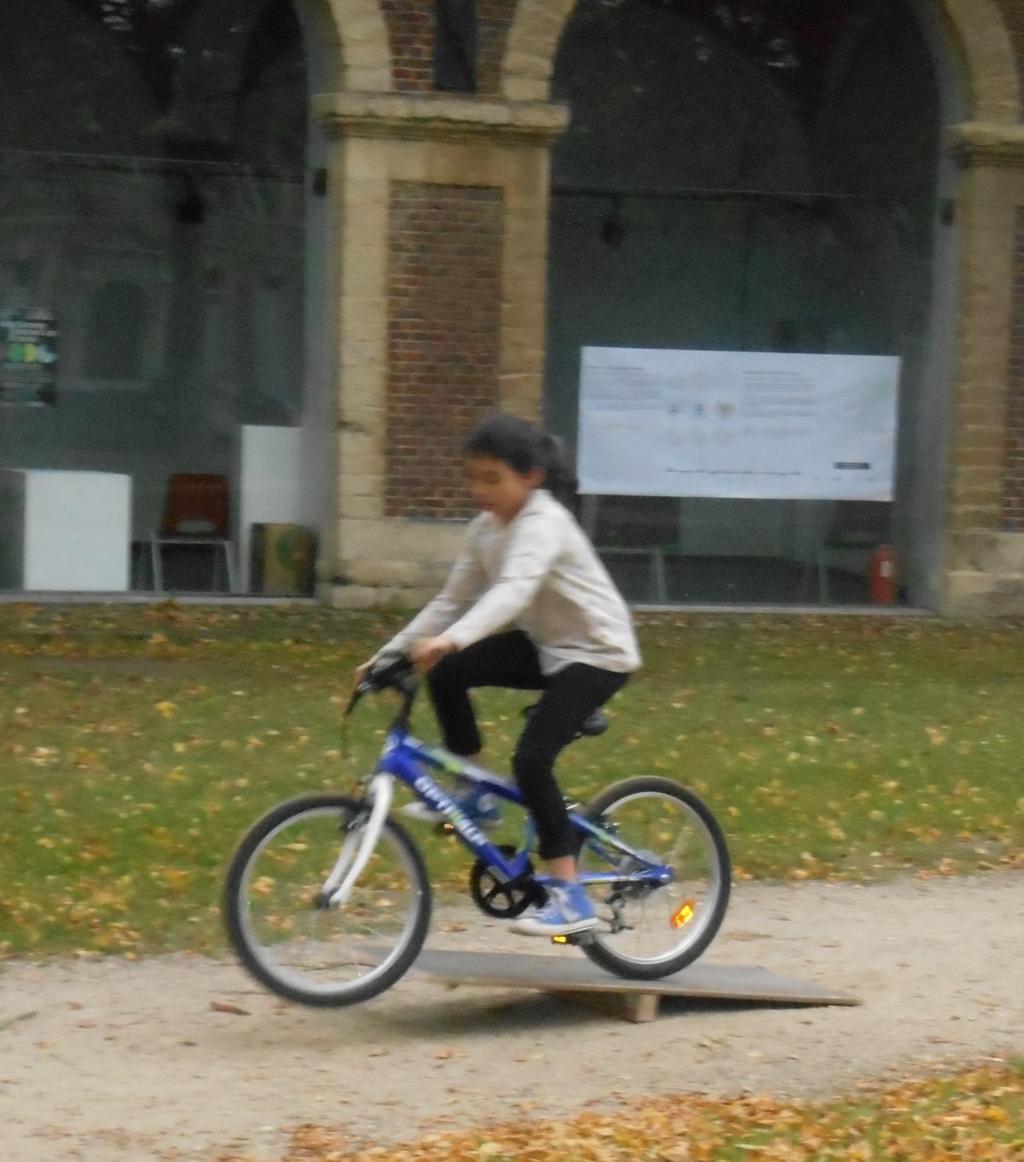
[225,798,431,1005]
[577,779,730,977]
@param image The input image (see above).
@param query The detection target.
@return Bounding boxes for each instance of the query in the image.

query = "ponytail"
[463,415,581,516]
[540,434,582,518]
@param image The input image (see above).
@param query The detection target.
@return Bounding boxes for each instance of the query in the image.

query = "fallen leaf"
[210,1000,250,1016]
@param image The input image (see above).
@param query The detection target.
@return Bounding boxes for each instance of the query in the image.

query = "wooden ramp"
[410,948,861,1023]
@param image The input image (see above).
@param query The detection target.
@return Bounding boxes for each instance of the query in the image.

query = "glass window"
[547,0,942,608]
[83,281,148,380]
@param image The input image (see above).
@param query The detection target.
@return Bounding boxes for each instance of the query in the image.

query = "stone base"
[326,582,431,611]
[945,531,1024,614]
[953,530,1024,574]
[944,571,1024,615]
[324,529,1024,617]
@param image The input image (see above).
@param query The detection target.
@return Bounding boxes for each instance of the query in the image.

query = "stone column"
[313,93,567,608]
[943,122,1024,614]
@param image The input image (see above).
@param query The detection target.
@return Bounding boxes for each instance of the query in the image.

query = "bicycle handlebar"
[345,654,419,727]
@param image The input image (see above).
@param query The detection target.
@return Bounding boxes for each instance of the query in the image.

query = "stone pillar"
[313,92,567,608]
[943,122,1024,614]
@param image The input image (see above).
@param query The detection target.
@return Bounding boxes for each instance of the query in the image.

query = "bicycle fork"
[316,774,394,908]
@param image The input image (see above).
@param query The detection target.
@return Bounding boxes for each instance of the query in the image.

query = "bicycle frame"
[372,723,675,891]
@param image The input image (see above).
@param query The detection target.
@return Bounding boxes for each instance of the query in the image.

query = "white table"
[0,469,131,591]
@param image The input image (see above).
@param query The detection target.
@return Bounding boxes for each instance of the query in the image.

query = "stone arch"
[939,0,1019,123]
[502,0,1020,121]
[501,0,574,102]
[323,0,392,92]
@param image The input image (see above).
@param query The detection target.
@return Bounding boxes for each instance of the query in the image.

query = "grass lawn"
[0,603,1021,959]
[222,1062,1024,1161]
[229,1062,1024,1161]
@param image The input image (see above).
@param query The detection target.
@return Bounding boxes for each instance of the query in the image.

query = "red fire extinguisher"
[869,544,897,605]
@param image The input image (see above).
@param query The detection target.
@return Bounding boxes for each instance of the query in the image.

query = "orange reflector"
[551,934,569,945]
[671,900,696,929]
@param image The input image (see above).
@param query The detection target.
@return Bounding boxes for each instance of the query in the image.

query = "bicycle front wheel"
[577,776,730,980]
[223,794,431,1007]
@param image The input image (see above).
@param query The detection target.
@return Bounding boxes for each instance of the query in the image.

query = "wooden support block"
[549,988,660,1023]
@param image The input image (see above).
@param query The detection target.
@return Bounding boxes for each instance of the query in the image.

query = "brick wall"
[381,0,435,91]
[385,182,504,518]
[1006,208,1024,530]
[380,0,518,93]
[477,0,518,95]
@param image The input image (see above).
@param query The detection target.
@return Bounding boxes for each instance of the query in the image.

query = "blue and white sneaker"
[400,777,502,829]
[510,878,597,937]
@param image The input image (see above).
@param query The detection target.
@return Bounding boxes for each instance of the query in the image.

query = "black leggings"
[426,630,628,860]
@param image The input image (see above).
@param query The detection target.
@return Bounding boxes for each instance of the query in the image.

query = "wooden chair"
[148,473,238,593]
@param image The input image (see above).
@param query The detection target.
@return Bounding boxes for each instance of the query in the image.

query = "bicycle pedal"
[550,931,595,947]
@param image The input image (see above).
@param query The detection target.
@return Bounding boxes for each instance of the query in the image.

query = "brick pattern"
[477,0,518,95]
[1006,208,1024,530]
[381,0,435,91]
[381,0,518,94]
[386,182,504,519]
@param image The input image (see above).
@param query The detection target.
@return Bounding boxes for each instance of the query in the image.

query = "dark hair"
[463,415,581,516]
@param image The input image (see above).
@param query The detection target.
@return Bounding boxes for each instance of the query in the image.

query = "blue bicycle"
[223,656,731,1007]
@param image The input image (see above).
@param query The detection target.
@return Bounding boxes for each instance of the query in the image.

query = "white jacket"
[380,489,641,675]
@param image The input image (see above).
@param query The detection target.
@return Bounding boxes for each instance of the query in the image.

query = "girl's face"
[466,455,544,524]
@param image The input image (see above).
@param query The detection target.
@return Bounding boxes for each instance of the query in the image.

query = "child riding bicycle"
[356,415,640,937]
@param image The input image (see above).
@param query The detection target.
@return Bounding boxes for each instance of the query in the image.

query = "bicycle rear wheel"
[577,776,730,980]
[223,794,431,1007]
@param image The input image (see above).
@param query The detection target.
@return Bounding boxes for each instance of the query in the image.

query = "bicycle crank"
[469,845,545,918]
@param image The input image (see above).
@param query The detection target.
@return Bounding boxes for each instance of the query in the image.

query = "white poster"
[578,347,900,500]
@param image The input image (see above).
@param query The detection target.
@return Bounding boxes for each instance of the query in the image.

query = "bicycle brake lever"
[344,656,416,718]
[344,682,371,717]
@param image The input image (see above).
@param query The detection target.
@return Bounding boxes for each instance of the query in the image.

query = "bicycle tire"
[223,793,431,1007]
[577,776,731,980]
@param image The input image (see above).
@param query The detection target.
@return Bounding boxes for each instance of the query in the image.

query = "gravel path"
[1,872,1021,1161]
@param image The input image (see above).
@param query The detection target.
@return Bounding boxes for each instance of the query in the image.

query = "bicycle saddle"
[522,704,610,737]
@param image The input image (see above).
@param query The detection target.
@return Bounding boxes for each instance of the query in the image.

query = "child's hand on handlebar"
[409,636,456,673]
